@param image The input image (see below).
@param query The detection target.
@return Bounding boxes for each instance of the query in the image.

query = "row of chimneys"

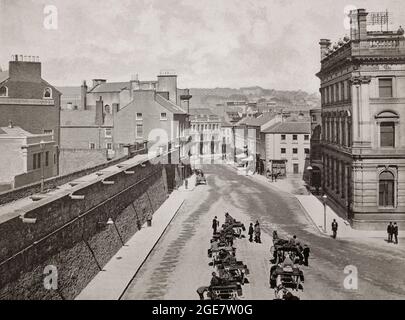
[11,54,40,62]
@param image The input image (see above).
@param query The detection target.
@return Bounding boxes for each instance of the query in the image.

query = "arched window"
[43,87,52,99]
[376,111,399,148]
[0,86,8,97]
[379,171,395,207]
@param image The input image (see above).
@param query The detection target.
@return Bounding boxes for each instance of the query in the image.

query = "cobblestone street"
[122,165,405,300]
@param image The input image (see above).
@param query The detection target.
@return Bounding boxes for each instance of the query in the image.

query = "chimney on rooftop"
[319,39,331,60]
[350,9,368,40]
[8,120,13,128]
[80,80,87,110]
[95,96,105,126]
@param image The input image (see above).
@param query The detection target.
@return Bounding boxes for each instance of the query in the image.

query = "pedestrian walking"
[331,219,338,239]
[303,244,310,266]
[146,211,153,227]
[212,216,219,235]
[254,221,261,243]
[393,222,399,244]
[248,223,254,242]
[387,222,393,243]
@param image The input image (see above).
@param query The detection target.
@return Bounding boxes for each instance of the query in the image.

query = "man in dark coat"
[248,223,254,242]
[212,216,219,235]
[331,219,338,239]
[387,222,393,243]
[303,244,310,266]
[393,222,399,244]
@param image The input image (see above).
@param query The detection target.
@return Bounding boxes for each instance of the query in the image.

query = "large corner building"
[316,9,405,229]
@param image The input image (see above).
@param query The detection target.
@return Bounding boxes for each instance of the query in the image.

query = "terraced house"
[316,8,405,229]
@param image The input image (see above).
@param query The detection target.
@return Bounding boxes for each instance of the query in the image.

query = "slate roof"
[0,71,9,84]
[89,82,129,93]
[237,112,275,126]
[61,110,113,127]
[155,93,186,114]
[0,126,33,136]
[262,121,311,134]
[57,86,81,97]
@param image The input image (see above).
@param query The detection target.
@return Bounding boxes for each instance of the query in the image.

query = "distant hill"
[189,87,320,112]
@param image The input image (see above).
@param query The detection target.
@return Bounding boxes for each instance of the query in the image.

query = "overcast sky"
[1,0,405,93]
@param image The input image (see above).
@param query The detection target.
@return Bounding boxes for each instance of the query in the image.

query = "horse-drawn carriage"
[269,264,304,290]
[270,239,302,264]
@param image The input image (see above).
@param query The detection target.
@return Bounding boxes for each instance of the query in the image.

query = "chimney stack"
[319,39,331,60]
[350,9,368,40]
[95,96,105,126]
[8,120,13,128]
[80,80,87,110]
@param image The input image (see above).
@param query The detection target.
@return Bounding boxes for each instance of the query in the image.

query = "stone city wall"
[0,156,188,299]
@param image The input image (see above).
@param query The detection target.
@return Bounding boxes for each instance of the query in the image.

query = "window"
[36,153,41,169]
[45,151,49,166]
[293,148,298,154]
[43,87,52,99]
[54,153,56,164]
[160,112,167,120]
[304,148,310,154]
[281,148,286,154]
[89,143,95,149]
[312,115,316,122]
[379,171,395,207]
[104,105,111,114]
[380,122,395,147]
[379,78,393,98]
[136,113,143,120]
[105,128,112,138]
[281,134,286,141]
[136,124,143,138]
[304,135,309,141]
[0,86,8,97]
[293,135,298,141]
[106,143,113,150]
[33,154,37,170]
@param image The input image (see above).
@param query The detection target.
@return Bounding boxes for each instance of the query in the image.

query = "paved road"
[122,164,405,300]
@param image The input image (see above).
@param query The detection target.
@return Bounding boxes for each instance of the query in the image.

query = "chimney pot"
[8,120,13,128]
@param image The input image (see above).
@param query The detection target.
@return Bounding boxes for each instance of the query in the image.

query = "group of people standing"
[387,222,399,244]
[248,221,261,243]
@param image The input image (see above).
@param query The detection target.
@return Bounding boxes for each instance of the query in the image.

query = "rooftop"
[89,81,130,93]
[61,110,113,127]
[236,112,275,127]
[263,121,311,134]
[0,70,9,84]
[0,126,34,137]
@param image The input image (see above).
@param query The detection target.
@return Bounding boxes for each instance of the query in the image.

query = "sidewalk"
[228,163,403,239]
[76,189,186,300]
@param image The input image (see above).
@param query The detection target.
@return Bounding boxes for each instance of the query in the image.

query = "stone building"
[0,55,61,174]
[316,8,405,229]
[189,108,221,159]
[307,108,322,190]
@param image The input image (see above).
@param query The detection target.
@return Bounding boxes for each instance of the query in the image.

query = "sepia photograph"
[1,0,405,308]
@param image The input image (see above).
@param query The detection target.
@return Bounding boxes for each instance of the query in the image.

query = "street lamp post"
[40,140,45,193]
[322,194,327,233]
[307,165,313,192]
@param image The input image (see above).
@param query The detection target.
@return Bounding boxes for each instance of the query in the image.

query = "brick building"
[316,8,405,229]
[0,55,61,174]
[0,124,57,189]
[59,71,191,166]
[263,121,311,176]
